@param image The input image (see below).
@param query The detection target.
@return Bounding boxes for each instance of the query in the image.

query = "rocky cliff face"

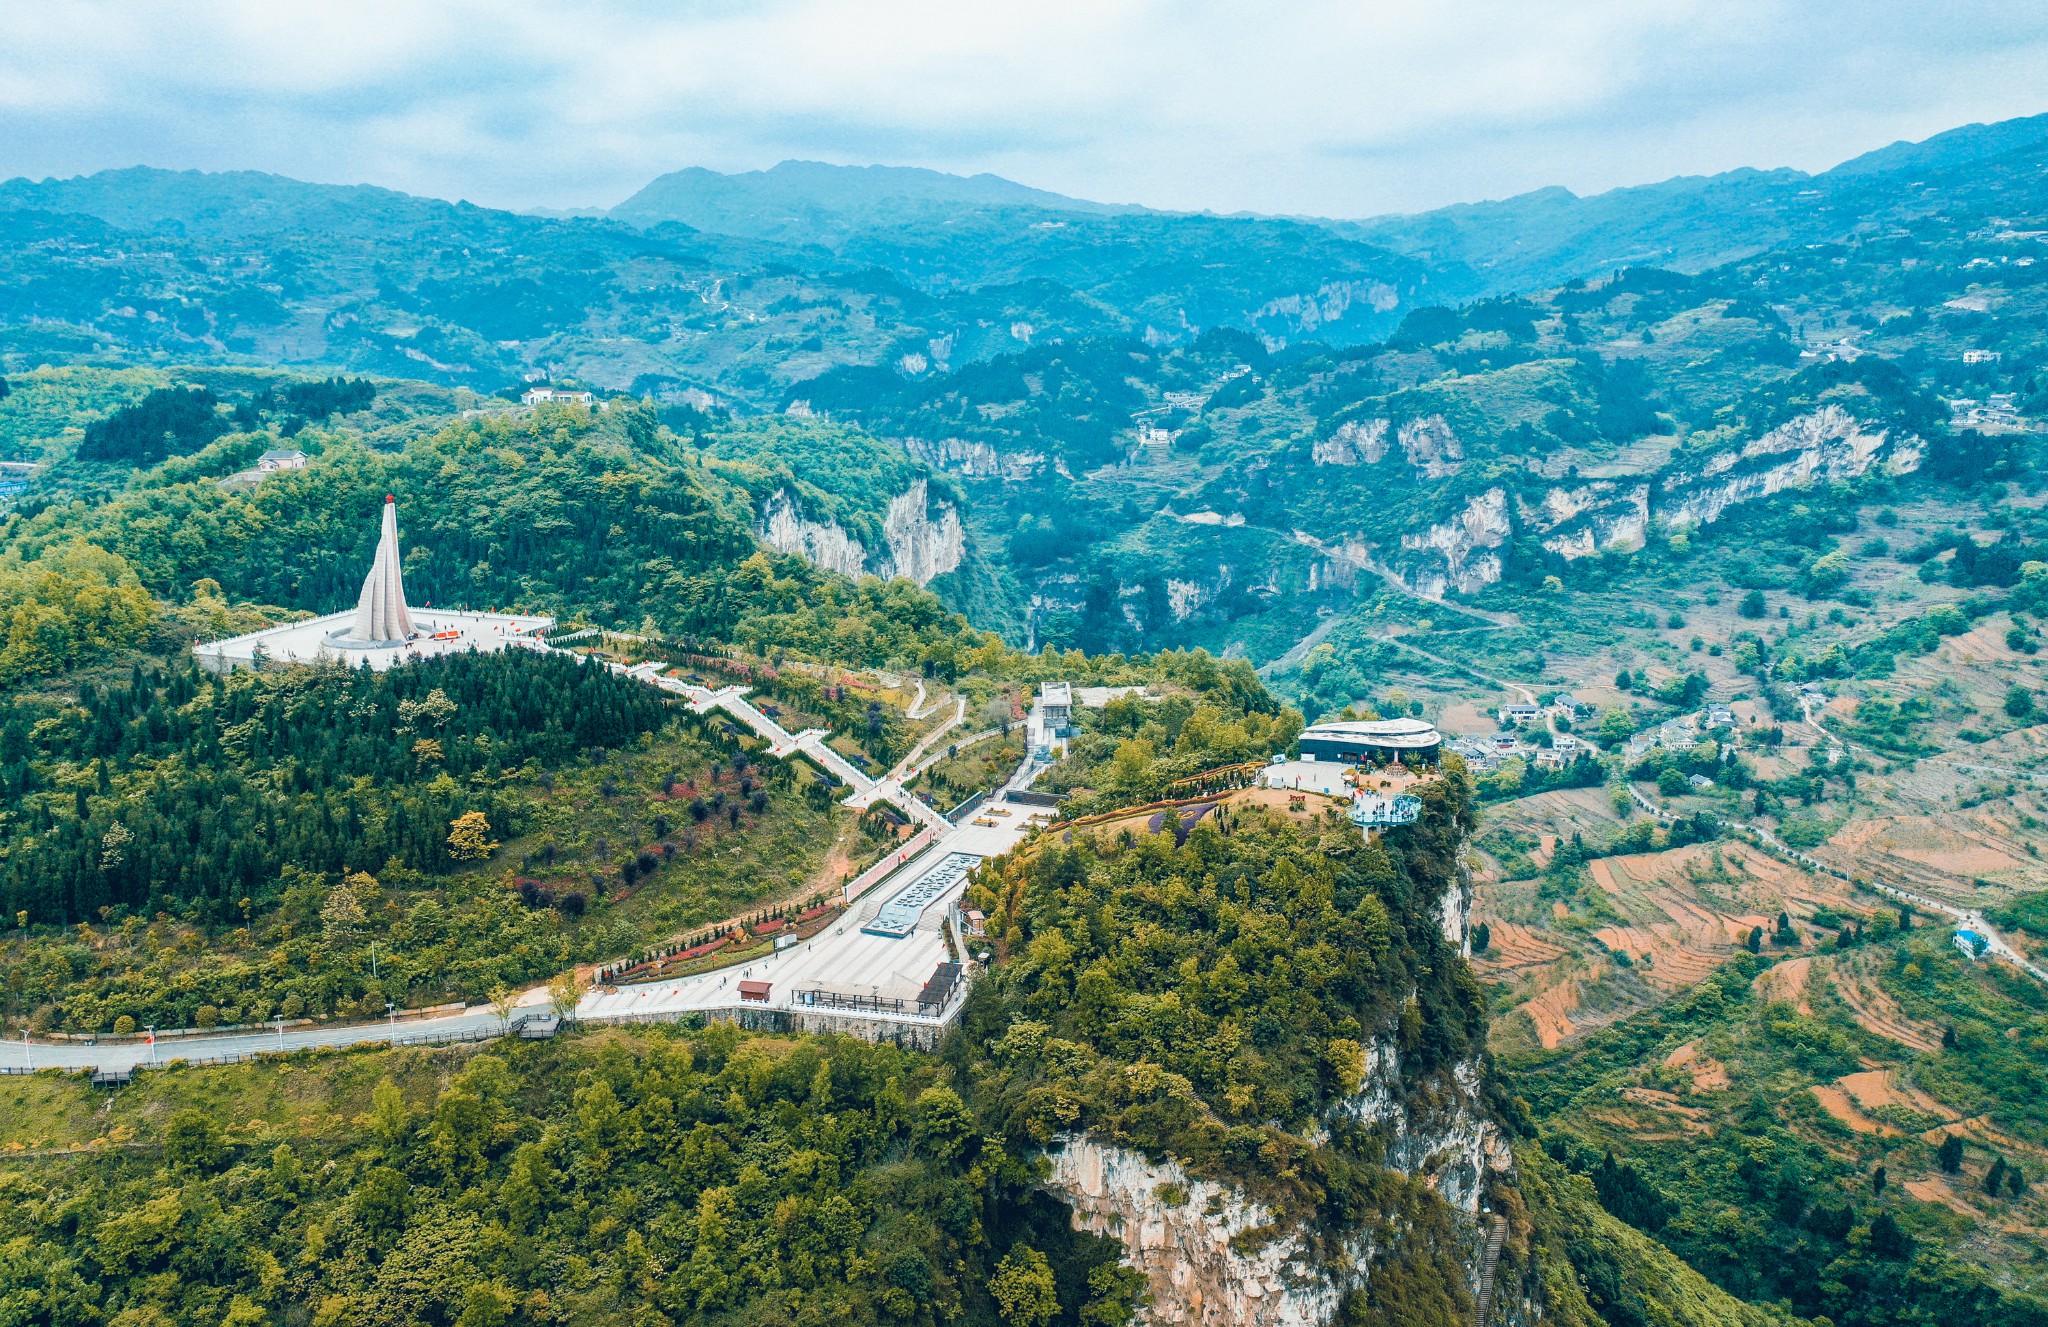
[907,435,1026,479]
[1040,853,1513,1327]
[1315,406,1922,596]
[1043,1140,1346,1327]
[1398,415,1465,480]
[1309,414,1463,479]
[757,479,965,586]
[1042,1044,1512,1326]
[1525,407,1921,561]
[1254,280,1401,337]
[1397,487,1511,597]
[1654,405,1919,530]
[1312,418,1389,467]
[759,488,870,579]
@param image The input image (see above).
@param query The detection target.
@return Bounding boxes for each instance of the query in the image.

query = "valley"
[3,106,2048,1327]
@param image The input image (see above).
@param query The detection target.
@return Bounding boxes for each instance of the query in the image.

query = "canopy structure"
[346,496,415,645]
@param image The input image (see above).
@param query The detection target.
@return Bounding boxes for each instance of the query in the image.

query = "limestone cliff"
[1398,415,1465,480]
[1312,418,1389,467]
[756,479,965,587]
[881,479,966,586]
[759,488,869,579]
[1253,280,1401,337]
[1040,849,1514,1327]
[1043,1041,1512,1326]
[1397,487,1510,597]
[1527,407,1921,561]
[1044,1141,1344,1327]
[1654,405,1918,530]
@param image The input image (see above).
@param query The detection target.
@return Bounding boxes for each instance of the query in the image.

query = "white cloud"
[0,0,2044,217]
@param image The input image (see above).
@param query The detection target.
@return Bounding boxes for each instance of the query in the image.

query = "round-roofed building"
[1298,716,1442,764]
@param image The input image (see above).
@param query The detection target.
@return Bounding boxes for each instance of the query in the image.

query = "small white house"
[256,448,308,473]
[522,387,596,407]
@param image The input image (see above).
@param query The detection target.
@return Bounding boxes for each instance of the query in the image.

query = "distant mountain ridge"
[608,159,1131,246]
[1336,111,2048,297]
[0,109,2042,397]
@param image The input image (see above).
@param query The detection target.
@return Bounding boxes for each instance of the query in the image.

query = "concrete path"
[16,659,1038,1074]
[577,793,1051,1027]
[8,989,552,1075]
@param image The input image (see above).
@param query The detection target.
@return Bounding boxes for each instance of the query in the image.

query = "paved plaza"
[576,804,1048,1027]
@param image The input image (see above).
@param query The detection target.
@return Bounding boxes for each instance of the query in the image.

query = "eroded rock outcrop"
[1043,1043,1511,1326]
[1518,407,1920,562]
[1398,415,1464,479]
[1398,487,1510,596]
[1254,280,1401,336]
[1041,842,1512,1327]
[1310,413,1461,477]
[1312,418,1389,467]
[757,479,965,587]
[1655,405,1917,530]
[906,436,1016,478]
[881,480,966,585]
[1044,1140,1344,1327]
[759,489,869,579]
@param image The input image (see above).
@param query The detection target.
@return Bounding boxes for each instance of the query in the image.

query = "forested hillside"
[4,108,2048,1327]
[0,760,1778,1327]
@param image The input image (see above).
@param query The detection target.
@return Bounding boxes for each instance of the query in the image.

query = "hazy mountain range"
[2,110,2044,396]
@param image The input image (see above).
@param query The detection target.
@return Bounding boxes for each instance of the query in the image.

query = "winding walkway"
[12,661,1005,1073]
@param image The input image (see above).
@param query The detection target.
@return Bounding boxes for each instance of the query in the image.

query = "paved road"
[9,991,552,1074]
[578,797,1051,1029]
[17,663,1026,1073]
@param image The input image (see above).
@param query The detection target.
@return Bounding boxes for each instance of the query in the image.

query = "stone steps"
[1472,1213,1508,1326]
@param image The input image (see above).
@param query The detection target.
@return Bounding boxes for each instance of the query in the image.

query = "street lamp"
[274,1015,286,1053]
[386,1001,396,1044]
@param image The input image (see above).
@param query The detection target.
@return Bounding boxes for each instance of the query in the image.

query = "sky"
[3,1,2047,220]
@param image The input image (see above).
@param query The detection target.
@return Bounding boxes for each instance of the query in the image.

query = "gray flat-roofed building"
[1298,717,1441,764]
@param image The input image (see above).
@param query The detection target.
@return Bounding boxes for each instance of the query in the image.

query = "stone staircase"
[1471,1213,1508,1326]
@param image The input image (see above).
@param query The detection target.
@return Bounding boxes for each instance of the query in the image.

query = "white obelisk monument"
[349,496,415,644]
